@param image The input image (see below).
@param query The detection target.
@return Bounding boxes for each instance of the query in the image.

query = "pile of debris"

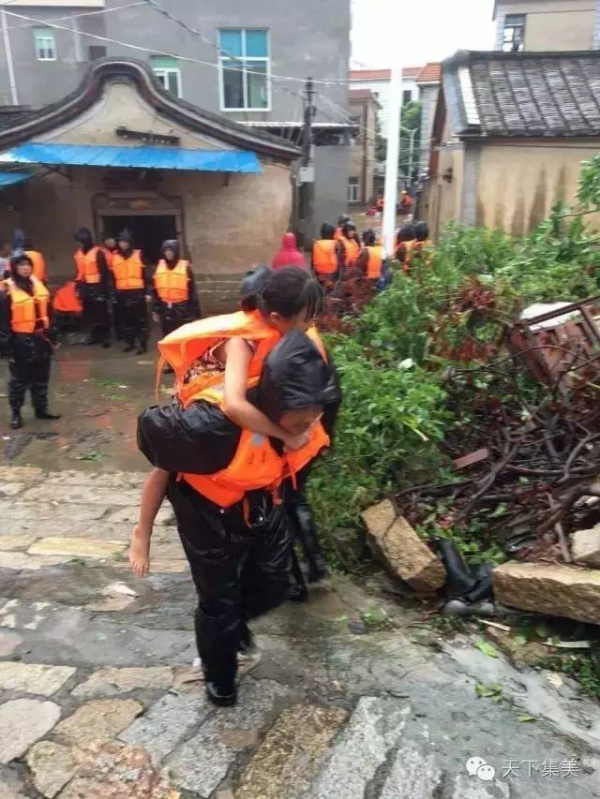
[363,297,600,624]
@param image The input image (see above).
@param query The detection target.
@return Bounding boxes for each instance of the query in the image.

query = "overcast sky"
[351,0,496,69]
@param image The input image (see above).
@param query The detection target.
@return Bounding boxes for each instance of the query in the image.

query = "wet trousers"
[159,303,195,338]
[9,358,51,413]
[167,479,292,688]
[82,293,110,345]
[116,292,148,349]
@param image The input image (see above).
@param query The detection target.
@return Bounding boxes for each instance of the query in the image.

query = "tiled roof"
[349,67,422,82]
[444,50,600,138]
[349,88,380,104]
[416,63,442,85]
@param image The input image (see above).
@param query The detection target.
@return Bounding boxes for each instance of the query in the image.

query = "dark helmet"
[363,229,376,246]
[74,227,93,247]
[10,251,33,278]
[337,214,351,227]
[117,228,134,245]
[240,264,272,312]
[320,223,336,239]
[414,221,430,242]
[342,220,357,235]
[161,239,180,259]
[397,224,416,243]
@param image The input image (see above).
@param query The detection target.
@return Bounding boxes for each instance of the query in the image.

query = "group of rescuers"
[0,219,432,709]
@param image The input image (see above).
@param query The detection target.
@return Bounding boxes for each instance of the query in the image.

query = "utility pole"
[1,9,19,105]
[382,65,402,257]
[298,77,316,248]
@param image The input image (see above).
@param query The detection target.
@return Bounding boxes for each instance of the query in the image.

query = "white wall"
[350,77,420,138]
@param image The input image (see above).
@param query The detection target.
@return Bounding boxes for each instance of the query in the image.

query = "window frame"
[150,56,183,98]
[218,28,271,113]
[348,177,360,204]
[502,13,526,53]
[34,27,57,62]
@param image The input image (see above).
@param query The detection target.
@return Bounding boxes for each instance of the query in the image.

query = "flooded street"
[0,335,165,472]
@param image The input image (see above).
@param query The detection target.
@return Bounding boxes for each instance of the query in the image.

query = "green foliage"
[538,654,600,699]
[578,154,600,209]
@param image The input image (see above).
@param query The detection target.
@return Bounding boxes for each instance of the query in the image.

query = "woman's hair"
[363,229,376,246]
[241,265,323,320]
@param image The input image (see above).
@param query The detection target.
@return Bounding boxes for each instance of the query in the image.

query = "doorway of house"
[101,215,178,265]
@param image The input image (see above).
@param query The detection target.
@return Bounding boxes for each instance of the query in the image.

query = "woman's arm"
[223,337,308,450]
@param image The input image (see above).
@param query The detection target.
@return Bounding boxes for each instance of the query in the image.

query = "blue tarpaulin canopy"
[0,142,262,174]
[0,170,33,189]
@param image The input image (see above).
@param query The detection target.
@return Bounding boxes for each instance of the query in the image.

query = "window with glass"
[151,56,182,98]
[348,177,359,203]
[218,29,270,111]
[502,14,526,52]
[34,28,56,61]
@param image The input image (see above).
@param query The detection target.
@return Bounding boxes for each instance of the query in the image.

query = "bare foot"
[128,524,151,577]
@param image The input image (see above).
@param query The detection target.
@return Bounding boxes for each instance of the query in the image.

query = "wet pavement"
[0,346,600,797]
[0,335,164,471]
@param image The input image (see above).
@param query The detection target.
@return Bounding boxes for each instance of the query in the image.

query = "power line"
[2,1,147,33]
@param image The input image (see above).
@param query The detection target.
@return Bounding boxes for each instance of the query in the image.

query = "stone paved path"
[1,467,600,799]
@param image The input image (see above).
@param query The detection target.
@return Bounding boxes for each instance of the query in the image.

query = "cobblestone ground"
[1,467,600,799]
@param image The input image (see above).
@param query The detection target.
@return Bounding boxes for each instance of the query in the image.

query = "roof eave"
[0,58,301,163]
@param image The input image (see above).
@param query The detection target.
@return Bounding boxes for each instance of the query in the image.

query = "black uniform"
[152,242,200,338]
[111,240,151,354]
[74,229,111,347]
[0,276,58,425]
[137,331,335,703]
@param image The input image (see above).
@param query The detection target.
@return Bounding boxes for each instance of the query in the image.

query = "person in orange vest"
[336,220,360,272]
[412,221,434,261]
[134,329,336,706]
[311,223,339,288]
[0,253,60,430]
[12,229,47,284]
[111,229,151,354]
[0,240,10,280]
[152,239,200,338]
[396,223,416,270]
[334,214,350,241]
[100,233,117,270]
[73,228,111,348]
[357,229,385,284]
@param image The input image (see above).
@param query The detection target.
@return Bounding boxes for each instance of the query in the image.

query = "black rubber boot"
[433,538,477,599]
[10,410,23,430]
[205,682,237,708]
[35,410,61,421]
[136,340,148,355]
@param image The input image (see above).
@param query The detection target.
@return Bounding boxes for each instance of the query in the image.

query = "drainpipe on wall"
[1,9,18,105]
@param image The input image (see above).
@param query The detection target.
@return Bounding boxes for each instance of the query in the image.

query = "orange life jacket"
[341,237,360,267]
[53,281,82,314]
[364,245,384,280]
[25,250,46,283]
[7,277,50,334]
[112,250,144,291]
[74,246,101,285]
[154,260,190,304]
[158,311,328,412]
[181,387,330,508]
[312,240,338,275]
[403,240,433,271]
[101,247,115,270]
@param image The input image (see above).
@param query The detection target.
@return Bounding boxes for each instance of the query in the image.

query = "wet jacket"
[0,276,56,361]
[271,233,306,270]
[152,259,200,318]
[138,331,339,507]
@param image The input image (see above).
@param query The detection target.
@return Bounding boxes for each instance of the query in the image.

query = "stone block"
[493,562,600,624]
[0,467,43,482]
[167,680,290,797]
[27,742,76,798]
[0,699,61,764]
[21,486,140,507]
[571,525,600,567]
[0,503,108,522]
[0,632,23,657]
[236,705,348,799]
[0,663,75,697]
[119,692,209,766]
[72,667,173,699]
[362,502,446,591]
[28,538,126,560]
[0,552,73,571]
[380,747,442,798]
[0,484,26,498]
[0,534,39,551]
[55,700,143,748]
[311,697,409,799]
